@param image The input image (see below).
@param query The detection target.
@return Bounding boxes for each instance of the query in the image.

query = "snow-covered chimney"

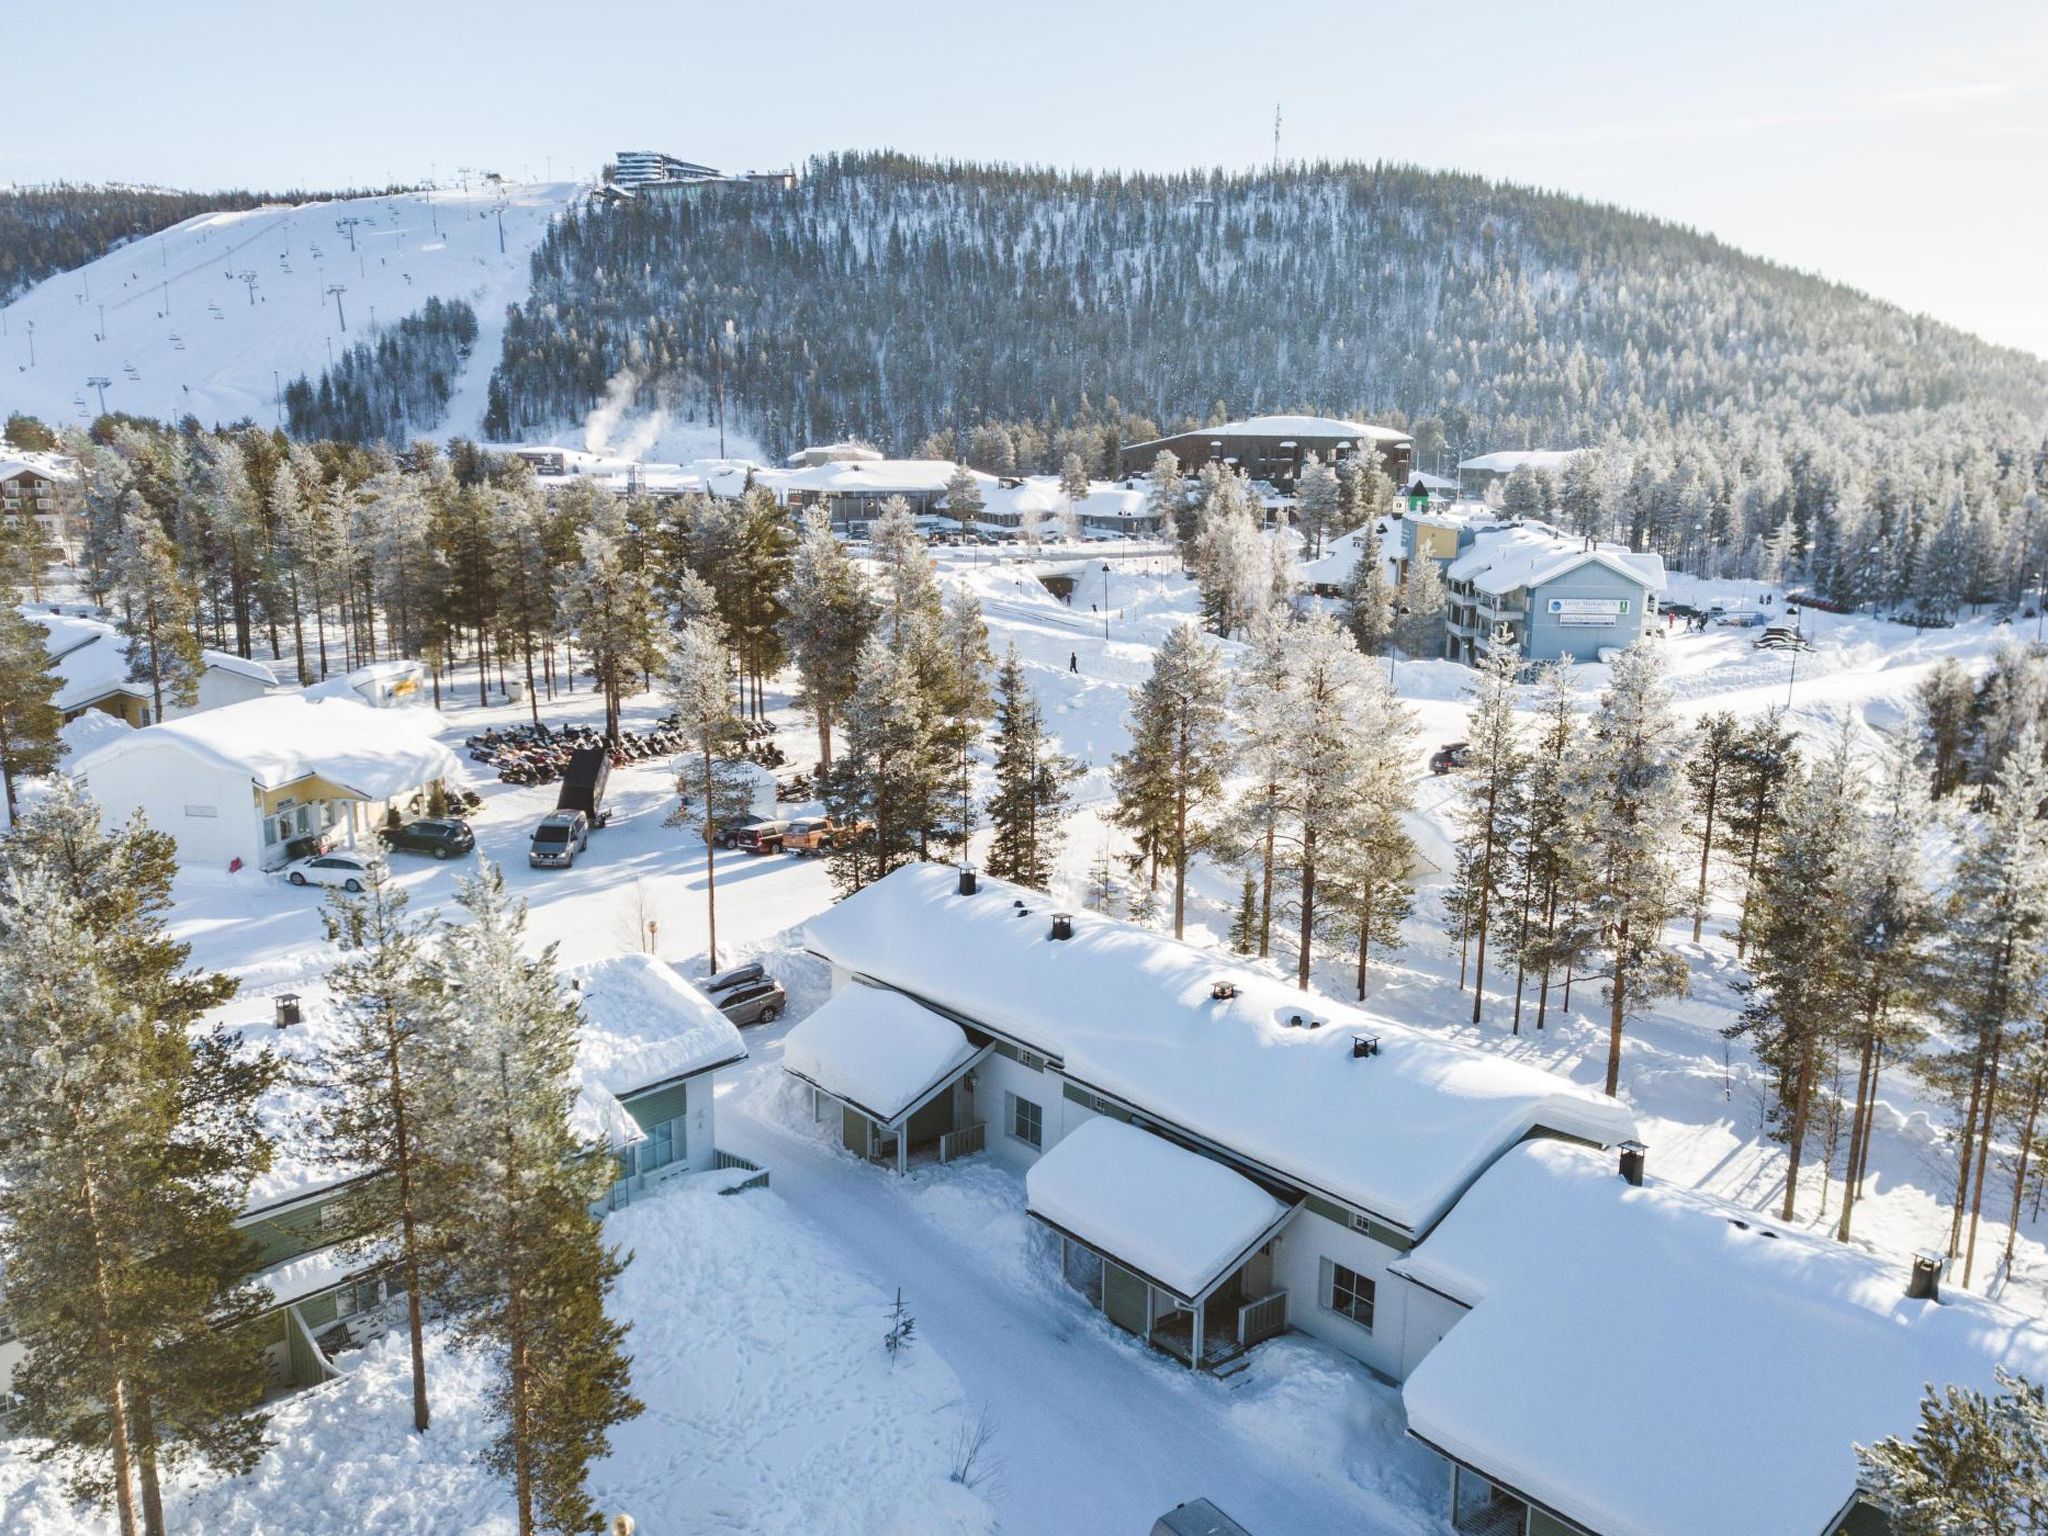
[1618,1140,1647,1187]
[957,865,978,897]
[1907,1249,1946,1303]
[1050,912,1074,941]
[1351,1034,1380,1059]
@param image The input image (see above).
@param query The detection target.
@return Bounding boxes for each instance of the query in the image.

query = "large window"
[1322,1259,1375,1331]
[1006,1091,1043,1149]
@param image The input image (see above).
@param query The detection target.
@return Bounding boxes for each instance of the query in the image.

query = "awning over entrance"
[1026,1118,1292,1304]
[782,982,978,1126]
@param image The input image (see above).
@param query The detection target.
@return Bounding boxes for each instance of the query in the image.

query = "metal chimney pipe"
[957,866,978,897]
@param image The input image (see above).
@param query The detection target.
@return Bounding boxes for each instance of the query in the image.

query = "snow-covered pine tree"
[1144,450,1186,547]
[1726,727,1866,1221]
[1110,623,1231,938]
[1569,641,1690,1096]
[1921,725,2048,1287]
[1394,550,1445,660]
[1340,520,1395,656]
[1515,662,1589,1031]
[305,870,446,1433]
[1501,463,1547,520]
[562,507,660,745]
[1721,710,1800,955]
[1856,1369,2048,1534]
[0,605,62,824]
[108,502,204,721]
[1190,472,1267,638]
[427,867,640,1536]
[663,615,752,971]
[1293,453,1342,559]
[984,645,1081,892]
[1227,874,1259,954]
[1444,628,1529,1024]
[781,508,878,772]
[936,588,996,852]
[1058,452,1090,505]
[1220,621,1292,957]
[944,464,985,530]
[1317,689,1418,1001]
[823,635,939,895]
[1684,712,1743,941]
[0,787,271,1534]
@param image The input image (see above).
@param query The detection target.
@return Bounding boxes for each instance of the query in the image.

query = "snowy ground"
[0,183,577,436]
[5,548,2041,1532]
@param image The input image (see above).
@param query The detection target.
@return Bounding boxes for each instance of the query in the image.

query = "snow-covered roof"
[28,608,278,711]
[1300,517,1402,590]
[1210,415,1412,444]
[0,450,78,483]
[769,458,969,496]
[1444,523,1666,597]
[782,981,978,1124]
[785,440,883,466]
[1397,1141,2048,1536]
[251,1240,372,1309]
[566,953,747,1098]
[1456,449,1583,475]
[73,694,459,801]
[57,707,131,763]
[1026,1117,1291,1302]
[1406,470,1458,492]
[802,865,1637,1233]
[971,476,1151,522]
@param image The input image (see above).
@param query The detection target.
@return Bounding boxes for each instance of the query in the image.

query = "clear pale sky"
[11,0,2047,359]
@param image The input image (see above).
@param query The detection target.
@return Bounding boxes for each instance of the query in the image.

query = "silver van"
[1151,1501,1253,1536]
[528,810,590,869]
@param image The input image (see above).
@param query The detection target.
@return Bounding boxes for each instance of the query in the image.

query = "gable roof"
[1445,524,1666,597]
[803,865,1636,1234]
[27,608,278,712]
[1397,1141,2048,1536]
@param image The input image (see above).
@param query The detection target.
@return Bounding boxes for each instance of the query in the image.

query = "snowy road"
[719,1072,1438,1536]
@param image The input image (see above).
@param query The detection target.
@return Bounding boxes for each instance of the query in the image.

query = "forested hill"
[0,182,416,304]
[482,150,2048,461]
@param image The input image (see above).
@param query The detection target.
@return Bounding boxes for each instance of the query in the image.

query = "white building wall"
[1395,1281,1470,1380]
[76,740,261,870]
[1271,1206,1417,1381]
[686,1078,716,1173]
[977,1050,1059,1171]
[186,666,275,717]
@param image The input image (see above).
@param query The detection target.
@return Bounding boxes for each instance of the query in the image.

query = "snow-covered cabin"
[29,607,278,727]
[1455,449,1585,500]
[1443,522,1666,665]
[231,953,752,1393]
[303,657,431,709]
[1393,1139,2048,1536]
[967,476,1162,539]
[759,458,971,531]
[798,864,1636,1378]
[71,694,462,871]
[1119,415,1415,492]
[0,449,78,545]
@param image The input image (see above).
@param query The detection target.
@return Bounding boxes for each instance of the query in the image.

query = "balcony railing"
[938,1121,988,1163]
[712,1149,770,1194]
[1237,1289,1288,1347]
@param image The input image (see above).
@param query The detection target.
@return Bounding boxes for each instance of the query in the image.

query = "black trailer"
[556,746,612,828]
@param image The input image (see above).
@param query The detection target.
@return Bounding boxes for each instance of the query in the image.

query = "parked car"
[1717,611,1768,628]
[707,815,762,850]
[781,815,872,855]
[282,848,386,891]
[1429,742,1471,775]
[732,819,794,854]
[528,810,590,869]
[715,975,787,1026]
[378,817,476,859]
[1152,1499,1255,1536]
[700,960,767,995]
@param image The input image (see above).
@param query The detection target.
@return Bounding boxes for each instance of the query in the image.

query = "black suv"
[378,817,476,859]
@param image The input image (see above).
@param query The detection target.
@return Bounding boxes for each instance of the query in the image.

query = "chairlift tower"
[86,376,111,415]
[327,284,348,332]
[238,270,260,306]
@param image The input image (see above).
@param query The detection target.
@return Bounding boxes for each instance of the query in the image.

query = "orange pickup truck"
[781,815,872,855]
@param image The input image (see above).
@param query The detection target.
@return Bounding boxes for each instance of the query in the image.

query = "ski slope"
[0,182,578,435]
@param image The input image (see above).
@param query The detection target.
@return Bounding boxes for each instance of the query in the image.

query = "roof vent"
[1351,1034,1380,1059]
[1907,1249,1945,1303]
[1618,1140,1647,1187]
[1050,912,1074,941]
[1281,1011,1325,1030]
[1210,981,1240,1002]
[274,993,301,1030]
[958,866,978,897]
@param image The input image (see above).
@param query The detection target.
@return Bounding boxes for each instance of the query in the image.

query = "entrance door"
[1103,1261,1149,1337]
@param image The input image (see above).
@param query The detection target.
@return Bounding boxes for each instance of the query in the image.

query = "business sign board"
[1548,597,1630,626]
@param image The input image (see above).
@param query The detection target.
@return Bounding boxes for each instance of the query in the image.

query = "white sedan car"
[281,849,386,891]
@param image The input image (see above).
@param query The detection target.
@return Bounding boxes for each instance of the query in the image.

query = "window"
[1006,1091,1043,1149]
[1321,1259,1375,1331]
[183,804,219,819]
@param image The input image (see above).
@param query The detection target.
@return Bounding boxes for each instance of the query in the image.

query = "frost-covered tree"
[1145,450,1186,545]
[984,645,1081,892]
[305,871,445,1433]
[1190,469,1267,637]
[944,463,985,529]
[427,868,640,1536]
[1394,549,1445,659]
[562,506,660,744]
[0,606,62,823]
[1058,452,1090,505]
[1110,623,1232,938]
[781,508,878,771]
[109,503,203,721]
[1445,630,1528,1023]
[1722,711,1801,955]
[1856,1369,2048,1535]
[1684,712,1743,941]
[937,588,996,846]
[1569,642,1690,1096]
[664,615,752,971]
[824,635,940,895]
[0,788,270,1536]
[1293,453,1343,559]
[1340,520,1395,656]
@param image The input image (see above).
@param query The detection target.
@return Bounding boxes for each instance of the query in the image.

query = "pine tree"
[1318,695,1417,1002]
[305,870,445,1433]
[562,506,660,744]
[944,463,985,529]
[1058,452,1090,505]
[664,616,751,972]
[1684,712,1743,941]
[1293,453,1342,559]
[781,508,877,772]
[1445,629,1528,1023]
[1228,874,1259,955]
[985,645,1081,892]
[0,606,63,824]
[1569,642,1690,1096]
[936,588,996,852]
[1145,450,1185,546]
[1110,624,1231,938]
[1856,1370,2048,1534]
[109,503,203,721]
[0,787,271,1535]
[1340,520,1395,655]
[1721,711,1800,955]
[824,635,938,895]
[428,868,641,1536]
[1394,551,1446,660]
[1516,662,1589,1031]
